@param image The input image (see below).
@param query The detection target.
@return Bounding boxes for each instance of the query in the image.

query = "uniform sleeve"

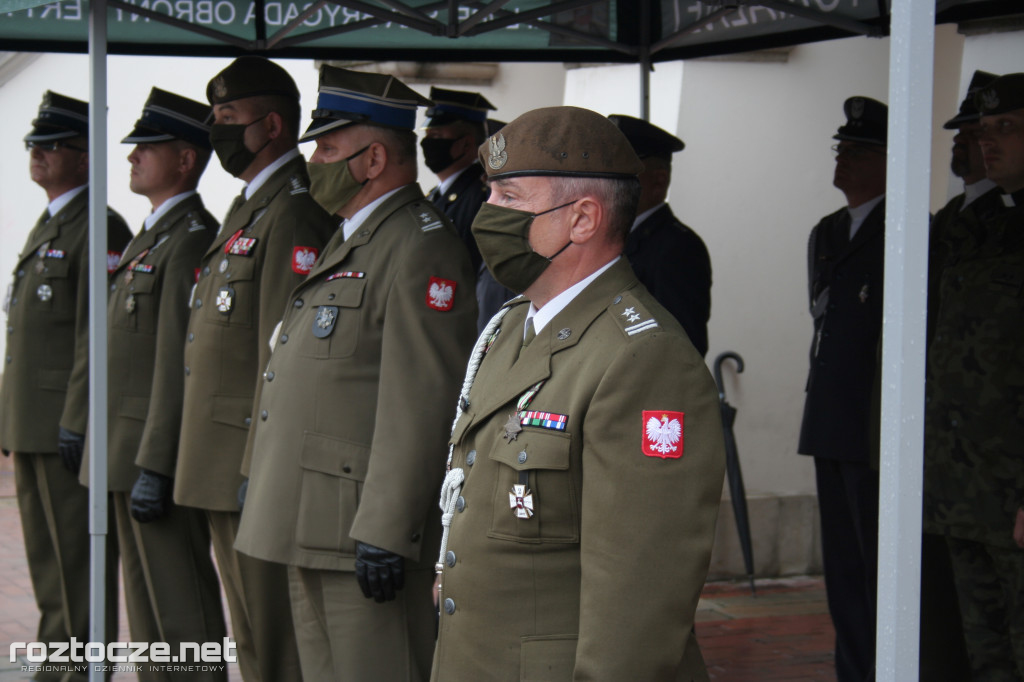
[134,228,214,476]
[348,229,478,559]
[572,332,725,680]
[240,199,336,476]
[59,211,132,434]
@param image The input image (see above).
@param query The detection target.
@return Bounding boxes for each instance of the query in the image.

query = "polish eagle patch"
[292,246,318,275]
[426,276,456,311]
[642,410,684,459]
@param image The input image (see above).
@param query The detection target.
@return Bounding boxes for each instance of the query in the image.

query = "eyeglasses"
[831,143,885,158]
[25,140,86,152]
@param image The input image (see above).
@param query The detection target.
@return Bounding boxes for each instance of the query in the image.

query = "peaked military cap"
[480,106,643,180]
[974,73,1024,117]
[607,114,684,160]
[424,87,496,127]
[24,91,89,143]
[833,96,887,146]
[944,70,999,129]
[206,56,300,105]
[122,87,213,149]
[300,65,433,142]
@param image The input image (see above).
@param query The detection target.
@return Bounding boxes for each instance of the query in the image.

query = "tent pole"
[87,0,110,678]
[877,0,933,679]
[639,0,650,120]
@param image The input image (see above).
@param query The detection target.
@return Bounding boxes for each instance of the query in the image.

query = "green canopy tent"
[1,2,1021,680]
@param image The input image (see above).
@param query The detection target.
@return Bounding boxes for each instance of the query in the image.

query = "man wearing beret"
[422,87,514,329]
[798,96,887,682]
[0,91,130,680]
[608,114,712,357]
[78,87,227,680]
[234,65,477,680]
[430,106,725,681]
[173,56,336,682]
[924,72,1024,679]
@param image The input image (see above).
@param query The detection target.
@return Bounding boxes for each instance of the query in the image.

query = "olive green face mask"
[209,115,270,178]
[306,145,369,216]
[470,200,576,294]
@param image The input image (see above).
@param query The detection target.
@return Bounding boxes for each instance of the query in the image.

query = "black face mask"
[209,114,270,177]
[421,137,458,173]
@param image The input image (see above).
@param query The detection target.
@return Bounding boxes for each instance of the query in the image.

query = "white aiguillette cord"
[436,305,512,578]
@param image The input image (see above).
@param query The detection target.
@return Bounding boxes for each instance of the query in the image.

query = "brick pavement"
[0,464,836,681]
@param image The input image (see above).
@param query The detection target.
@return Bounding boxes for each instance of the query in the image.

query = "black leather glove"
[58,427,85,475]
[237,478,248,511]
[130,469,174,523]
[355,541,405,603]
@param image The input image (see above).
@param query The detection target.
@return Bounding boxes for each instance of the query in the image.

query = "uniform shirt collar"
[145,190,196,231]
[245,148,300,199]
[342,185,404,242]
[961,178,997,210]
[48,184,87,218]
[630,202,665,233]
[847,194,884,240]
[526,256,620,338]
[437,164,471,196]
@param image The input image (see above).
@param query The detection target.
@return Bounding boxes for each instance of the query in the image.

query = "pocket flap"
[125,273,156,294]
[41,259,71,279]
[300,431,371,480]
[317,279,366,308]
[490,429,571,471]
[119,395,150,421]
[37,368,70,391]
[225,257,257,282]
[211,394,254,430]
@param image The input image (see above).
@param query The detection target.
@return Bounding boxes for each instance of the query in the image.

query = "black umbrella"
[713,351,756,596]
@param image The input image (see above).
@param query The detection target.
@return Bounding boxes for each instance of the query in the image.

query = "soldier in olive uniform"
[80,88,227,680]
[173,57,337,682]
[924,73,1024,680]
[608,114,712,357]
[431,106,726,681]
[799,96,888,682]
[422,87,514,330]
[0,91,130,682]
[234,65,477,681]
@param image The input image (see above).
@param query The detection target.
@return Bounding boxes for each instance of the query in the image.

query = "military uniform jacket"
[797,201,884,463]
[924,190,1024,549]
[80,195,216,491]
[234,183,477,570]
[625,204,712,357]
[428,161,487,275]
[0,189,131,453]
[432,259,725,682]
[174,155,336,511]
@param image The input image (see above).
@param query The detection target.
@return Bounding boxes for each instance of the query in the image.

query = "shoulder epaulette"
[187,212,208,232]
[407,201,445,233]
[289,175,309,195]
[610,292,660,338]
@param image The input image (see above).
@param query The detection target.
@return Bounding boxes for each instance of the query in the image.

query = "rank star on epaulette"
[289,175,308,195]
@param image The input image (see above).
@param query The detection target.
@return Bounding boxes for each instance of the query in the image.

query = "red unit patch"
[194,268,201,283]
[292,246,318,275]
[641,410,684,459]
[426,276,456,311]
[107,252,122,273]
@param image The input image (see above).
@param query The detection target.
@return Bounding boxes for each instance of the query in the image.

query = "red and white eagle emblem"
[426,276,456,311]
[292,247,318,275]
[642,411,684,459]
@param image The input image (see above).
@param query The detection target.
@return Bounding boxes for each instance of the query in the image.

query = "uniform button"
[5,356,10,364]
[261,410,268,421]
[935,335,942,342]
[203,266,210,275]
[294,299,304,308]
[411,532,421,542]
[280,334,289,344]
[342,465,352,474]
[17,270,24,277]
[443,598,455,615]
[244,417,252,426]
[328,293,335,300]
[195,298,202,308]
[184,366,190,376]
[265,371,275,381]
[7,326,12,334]
[10,298,16,306]
[110,284,116,292]
[613,295,622,304]
[456,496,466,512]
[950,419,958,427]
[466,450,476,466]
[460,396,469,411]
[446,550,456,567]
[188,332,194,342]
[518,451,528,464]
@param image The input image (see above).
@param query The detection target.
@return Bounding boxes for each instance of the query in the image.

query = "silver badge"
[216,286,234,314]
[980,88,999,112]
[850,97,865,119]
[312,305,338,338]
[859,284,869,303]
[125,293,136,314]
[35,260,46,275]
[509,484,534,519]
[213,76,228,99]
[36,284,52,302]
[503,413,522,442]
[219,258,229,274]
[488,133,508,170]
[557,328,571,340]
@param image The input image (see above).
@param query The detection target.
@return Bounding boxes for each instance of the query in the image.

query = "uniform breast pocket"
[206,256,256,328]
[488,429,578,544]
[296,431,370,554]
[299,279,366,360]
[115,273,157,334]
[28,259,71,312]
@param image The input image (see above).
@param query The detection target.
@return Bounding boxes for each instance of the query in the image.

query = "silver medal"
[36,284,52,302]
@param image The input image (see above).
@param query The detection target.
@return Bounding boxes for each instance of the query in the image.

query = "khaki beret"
[479,106,643,180]
[974,73,1024,117]
[207,56,299,105]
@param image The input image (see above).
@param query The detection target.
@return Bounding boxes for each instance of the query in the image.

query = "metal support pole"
[639,0,651,121]
[87,0,110,678]
[877,0,934,679]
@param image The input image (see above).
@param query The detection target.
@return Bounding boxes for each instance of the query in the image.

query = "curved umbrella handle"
[713,351,745,400]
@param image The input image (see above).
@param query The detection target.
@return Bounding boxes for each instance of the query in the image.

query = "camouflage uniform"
[923,188,1024,679]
